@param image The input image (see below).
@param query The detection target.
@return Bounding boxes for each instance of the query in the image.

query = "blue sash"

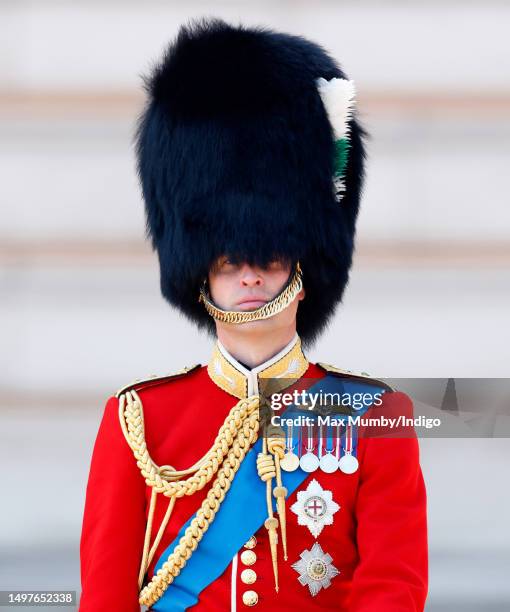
[151,374,386,611]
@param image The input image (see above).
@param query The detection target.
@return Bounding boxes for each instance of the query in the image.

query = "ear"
[298,287,306,301]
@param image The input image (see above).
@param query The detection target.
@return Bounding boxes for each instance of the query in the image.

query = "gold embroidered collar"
[207,334,309,399]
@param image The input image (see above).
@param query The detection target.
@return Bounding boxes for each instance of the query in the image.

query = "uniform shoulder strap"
[316,362,394,392]
[115,363,201,398]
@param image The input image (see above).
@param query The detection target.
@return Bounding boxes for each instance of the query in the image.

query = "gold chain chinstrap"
[199,262,303,324]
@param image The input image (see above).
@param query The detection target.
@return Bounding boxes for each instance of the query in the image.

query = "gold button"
[244,536,257,550]
[240,568,257,584]
[240,550,257,566]
[242,590,259,606]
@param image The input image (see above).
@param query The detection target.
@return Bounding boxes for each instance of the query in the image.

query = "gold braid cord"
[120,390,260,497]
[199,262,303,324]
[118,389,261,607]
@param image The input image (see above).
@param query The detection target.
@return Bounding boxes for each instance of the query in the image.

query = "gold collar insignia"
[207,334,309,399]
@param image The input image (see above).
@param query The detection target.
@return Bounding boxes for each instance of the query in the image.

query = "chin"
[232,318,275,333]
[230,308,298,334]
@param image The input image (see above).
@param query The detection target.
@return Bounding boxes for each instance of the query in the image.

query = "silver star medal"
[290,478,340,538]
[291,542,340,596]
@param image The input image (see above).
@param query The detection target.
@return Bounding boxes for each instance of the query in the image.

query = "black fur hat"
[135,19,367,345]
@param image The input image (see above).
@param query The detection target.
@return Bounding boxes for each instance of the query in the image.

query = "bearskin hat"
[135,19,367,344]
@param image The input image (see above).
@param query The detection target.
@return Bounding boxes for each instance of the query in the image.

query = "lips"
[236,297,268,310]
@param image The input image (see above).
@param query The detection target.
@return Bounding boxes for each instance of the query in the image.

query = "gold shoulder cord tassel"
[257,441,280,592]
[256,424,288,592]
[270,438,288,561]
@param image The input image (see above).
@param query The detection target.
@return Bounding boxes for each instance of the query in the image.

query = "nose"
[240,264,263,288]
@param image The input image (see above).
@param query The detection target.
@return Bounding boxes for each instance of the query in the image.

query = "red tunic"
[79,362,428,611]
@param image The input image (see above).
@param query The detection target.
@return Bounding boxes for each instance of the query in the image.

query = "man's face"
[208,256,304,333]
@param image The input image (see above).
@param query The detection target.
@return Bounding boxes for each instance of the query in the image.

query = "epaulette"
[316,362,394,392]
[115,364,201,398]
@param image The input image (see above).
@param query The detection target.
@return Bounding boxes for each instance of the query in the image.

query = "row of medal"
[279,421,359,474]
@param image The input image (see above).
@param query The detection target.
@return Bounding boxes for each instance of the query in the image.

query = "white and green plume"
[316,77,356,202]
